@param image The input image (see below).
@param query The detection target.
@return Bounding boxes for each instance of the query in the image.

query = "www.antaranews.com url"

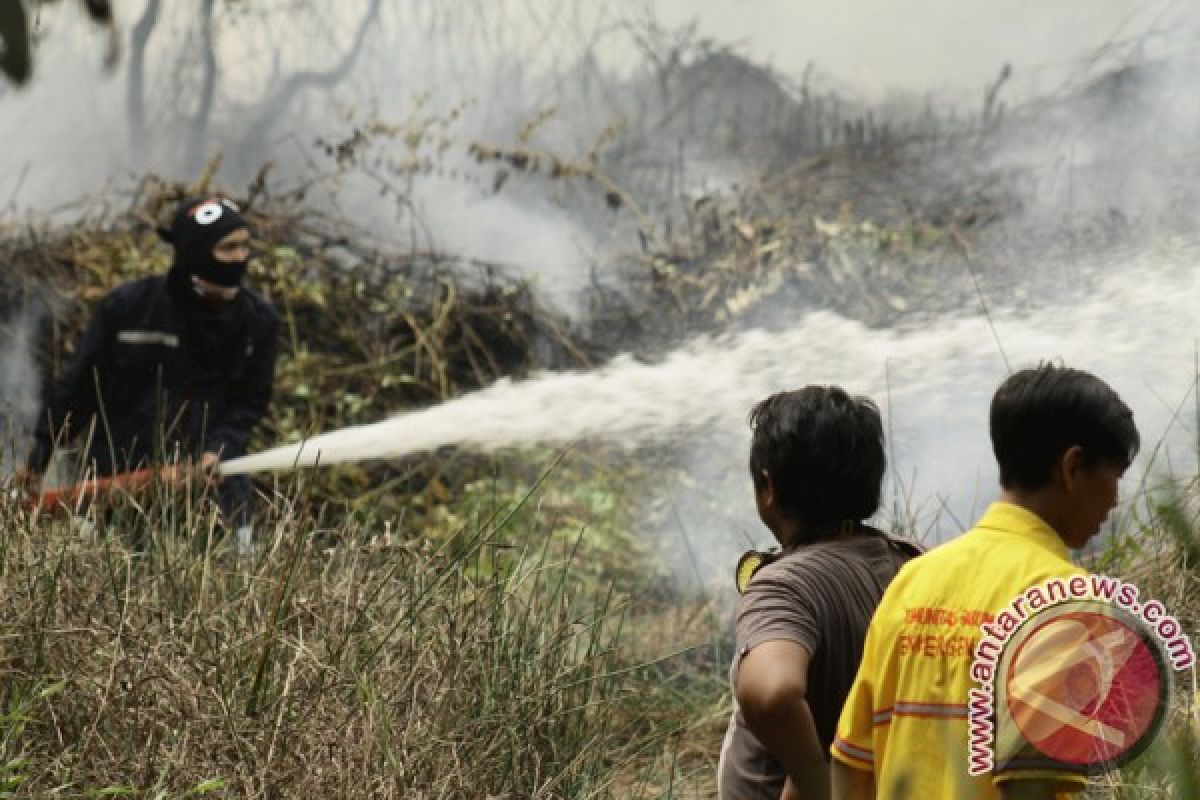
[966,573,1196,776]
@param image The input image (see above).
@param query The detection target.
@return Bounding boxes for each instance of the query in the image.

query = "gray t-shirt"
[717,530,917,800]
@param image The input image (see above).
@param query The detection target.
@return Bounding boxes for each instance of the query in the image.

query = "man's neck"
[998,489,1071,547]
[778,520,858,551]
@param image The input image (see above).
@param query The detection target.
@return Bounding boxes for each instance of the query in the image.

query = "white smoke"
[224,248,1199,554]
[0,307,41,476]
[8,1,1200,584]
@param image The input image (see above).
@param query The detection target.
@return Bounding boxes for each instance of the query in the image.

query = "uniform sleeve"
[992,700,1089,789]
[831,603,887,771]
[991,718,1089,788]
[204,307,278,459]
[27,295,116,472]
[993,771,1087,792]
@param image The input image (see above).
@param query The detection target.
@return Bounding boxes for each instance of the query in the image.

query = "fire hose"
[22,465,191,512]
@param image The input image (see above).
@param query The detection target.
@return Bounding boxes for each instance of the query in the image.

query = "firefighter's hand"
[198,452,221,486]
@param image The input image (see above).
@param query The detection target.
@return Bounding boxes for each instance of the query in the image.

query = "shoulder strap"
[860,524,925,560]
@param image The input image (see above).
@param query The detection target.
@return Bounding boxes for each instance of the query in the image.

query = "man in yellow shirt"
[831,363,1140,799]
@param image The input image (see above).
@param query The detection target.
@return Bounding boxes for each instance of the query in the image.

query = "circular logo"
[999,601,1170,773]
[192,201,225,225]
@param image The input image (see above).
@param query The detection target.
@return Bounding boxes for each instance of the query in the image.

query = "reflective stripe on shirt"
[117,330,179,347]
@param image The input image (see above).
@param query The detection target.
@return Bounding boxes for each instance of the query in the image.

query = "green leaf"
[37,681,66,699]
[87,788,137,797]
[188,777,228,794]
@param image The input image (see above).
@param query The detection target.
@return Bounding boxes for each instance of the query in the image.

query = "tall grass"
[0,458,725,798]
[6,454,1193,799]
[1088,475,1200,799]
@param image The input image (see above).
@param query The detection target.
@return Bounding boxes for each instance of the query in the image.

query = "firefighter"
[19,197,279,548]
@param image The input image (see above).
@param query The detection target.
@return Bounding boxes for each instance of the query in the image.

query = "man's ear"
[1058,445,1086,491]
[759,469,777,509]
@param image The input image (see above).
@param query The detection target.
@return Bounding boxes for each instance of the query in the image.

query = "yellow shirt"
[831,502,1087,798]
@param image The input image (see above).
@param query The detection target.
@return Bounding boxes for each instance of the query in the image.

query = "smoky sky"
[656,0,1184,100]
[2,0,1190,211]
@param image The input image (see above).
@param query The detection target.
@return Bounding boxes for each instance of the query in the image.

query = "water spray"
[26,260,1198,538]
[218,259,1198,499]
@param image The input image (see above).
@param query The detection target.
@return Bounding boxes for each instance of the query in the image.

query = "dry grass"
[0,459,723,799]
[1079,479,1200,798]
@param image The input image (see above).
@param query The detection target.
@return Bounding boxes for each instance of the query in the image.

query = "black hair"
[748,386,886,533]
[990,363,1140,490]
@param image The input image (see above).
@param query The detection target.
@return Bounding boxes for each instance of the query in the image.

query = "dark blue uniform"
[29,271,278,523]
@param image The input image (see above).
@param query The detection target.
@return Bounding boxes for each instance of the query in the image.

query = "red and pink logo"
[1001,602,1169,770]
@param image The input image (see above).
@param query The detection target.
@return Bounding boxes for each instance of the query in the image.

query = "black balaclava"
[160,197,250,296]
[159,197,251,371]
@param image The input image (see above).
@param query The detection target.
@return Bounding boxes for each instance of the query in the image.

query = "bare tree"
[186,0,219,173]
[119,0,385,177]
[235,0,383,161]
[0,1,32,85]
[1,0,115,86]
[126,0,161,151]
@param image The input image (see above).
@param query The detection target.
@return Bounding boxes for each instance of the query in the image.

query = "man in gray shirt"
[718,386,919,800]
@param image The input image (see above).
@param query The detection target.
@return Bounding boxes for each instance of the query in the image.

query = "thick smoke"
[226,258,1199,573]
[0,308,40,476]
[5,1,1200,588]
